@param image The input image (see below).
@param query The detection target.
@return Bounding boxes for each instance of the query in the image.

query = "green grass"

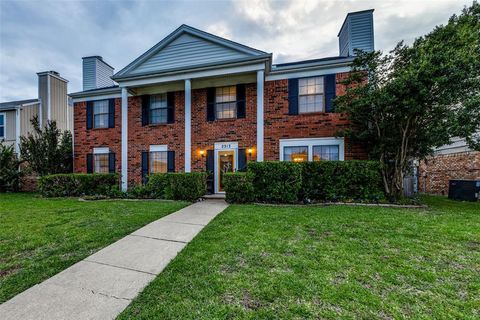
[0,193,188,303]
[119,196,480,319]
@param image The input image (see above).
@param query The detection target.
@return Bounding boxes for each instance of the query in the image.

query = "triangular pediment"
[114,25,267,79]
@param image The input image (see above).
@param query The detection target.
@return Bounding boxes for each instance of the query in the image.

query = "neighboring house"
[419,138,480,195]
[0,71,72,154]
[70,9,375,193]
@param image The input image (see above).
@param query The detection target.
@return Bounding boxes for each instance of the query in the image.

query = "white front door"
[214,142,238,194]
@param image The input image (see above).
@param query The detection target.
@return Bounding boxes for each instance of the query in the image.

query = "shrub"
[224,172,255,203]
[146,172,207,201]
[38,173,118,197]
[0,143,23,192]
[247,161,303,203]
[301,160,383,201]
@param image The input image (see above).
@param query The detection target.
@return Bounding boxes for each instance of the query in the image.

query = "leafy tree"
[20,116,73,176]
[336,2,480,200]
[0,143,23,192]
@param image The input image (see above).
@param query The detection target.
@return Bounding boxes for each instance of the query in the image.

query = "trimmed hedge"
[224,160,383,203]
[302,160,383,201]
[224,172,255,203]
[38,173,118,197]
[248,161,303,203]
[146,172,207,201]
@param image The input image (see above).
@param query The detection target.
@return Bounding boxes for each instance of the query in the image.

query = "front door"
[217,150,235,192]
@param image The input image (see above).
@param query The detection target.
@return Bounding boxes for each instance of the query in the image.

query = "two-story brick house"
[70,9,374,193]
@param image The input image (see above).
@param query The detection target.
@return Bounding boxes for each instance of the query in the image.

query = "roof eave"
[69,87,121,99]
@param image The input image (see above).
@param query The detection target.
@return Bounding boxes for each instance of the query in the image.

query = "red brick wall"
[263,74,367,161]
[73,72,367,187]
[191,85,257,172]
[127,94,185,186]
[73,99,122,174]
[418,151,480,195]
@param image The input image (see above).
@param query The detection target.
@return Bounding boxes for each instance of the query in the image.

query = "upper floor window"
[150,94,168,124]
[0,113,5,138]
[215,86,237,119]
[93,100,109,128]
[298,77,324,113]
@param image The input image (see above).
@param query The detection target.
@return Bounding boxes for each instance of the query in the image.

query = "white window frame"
[149,94,168,124]
[93,100,109,129]
[93,147,110,173]
[279,137,344,161]
[215,86,237,120]
[149,144,168,174]
[0,112,5,139]
[298,76,325,113]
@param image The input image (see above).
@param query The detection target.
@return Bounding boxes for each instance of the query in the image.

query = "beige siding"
[50,76,69,131]
[20,103,40,136]
[38,75,48,125]
[1,110,16,144]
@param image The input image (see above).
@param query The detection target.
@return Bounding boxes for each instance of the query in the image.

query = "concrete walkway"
[0,199,228,320]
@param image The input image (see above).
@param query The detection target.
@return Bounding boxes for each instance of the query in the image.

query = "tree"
[20,116,73,176]
[335,2,480,200]
[0,143,23,192]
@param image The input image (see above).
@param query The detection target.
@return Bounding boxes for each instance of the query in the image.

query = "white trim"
[279,137,345,161]
[119,63,265,88]
[184,79,192,172]
[72,93,122,103]
[121,88,128,191]
[15,109,20,154]
[93,147,110,154]
[214,142,238,194]
[266,65,350,81]
[150,144,168,152]
[256,70,264,161]
[0,112,6,139]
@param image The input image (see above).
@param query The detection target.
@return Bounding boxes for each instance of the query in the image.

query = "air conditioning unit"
[448,180,480,201]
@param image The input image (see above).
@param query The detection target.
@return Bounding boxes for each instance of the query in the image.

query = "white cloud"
[0,0,473,101]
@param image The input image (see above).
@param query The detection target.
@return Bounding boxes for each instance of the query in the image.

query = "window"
[150,151,168,173]
[93,100,109,128]
[313,145,339,161]
[298,77,324,113]
[280,138,344,162]
[94,153,109,173]
[150,94,168,124]
[284,146,308,162]
[215,86,236,119]
[0,113,5,138]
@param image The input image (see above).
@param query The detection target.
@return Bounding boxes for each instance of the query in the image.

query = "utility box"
[448,180,480,201]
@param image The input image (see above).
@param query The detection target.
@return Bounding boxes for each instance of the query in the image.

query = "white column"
[15,108,21,155]
[256,70,264,161]
[184,79,192,172]
[121,87,128,191]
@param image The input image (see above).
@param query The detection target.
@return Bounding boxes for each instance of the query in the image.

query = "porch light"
[247,148,253,155]
[199,150,205,157]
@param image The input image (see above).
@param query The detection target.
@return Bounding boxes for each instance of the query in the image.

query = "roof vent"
[338,9,374,56]
[82,56,115,91]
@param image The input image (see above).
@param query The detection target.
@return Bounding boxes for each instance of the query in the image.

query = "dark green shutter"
[141,95,150,126]
[238,148,247,172]
[141,151,149,184]
[167,92,175,123]
[206,150,214,194]
[108,153,115,173]
[167,151,175,172]
[108,99,115,128]
[324,74,336,112]
[236,84,246,118]
[86,101,93,129]
[86,153,93,173]
[288,78,299,115]
[206,87,215,121]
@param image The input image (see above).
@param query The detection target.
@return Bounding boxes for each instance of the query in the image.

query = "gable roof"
[0,99,39,111]
[113,24,270,81]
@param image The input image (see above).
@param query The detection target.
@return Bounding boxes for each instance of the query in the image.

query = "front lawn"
[119,196,480,319]
[0,193,188,303]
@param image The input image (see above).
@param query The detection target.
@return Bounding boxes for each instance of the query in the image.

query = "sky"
[0,0,473,102]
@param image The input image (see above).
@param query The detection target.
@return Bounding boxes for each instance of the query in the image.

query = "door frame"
[214,141,238,194]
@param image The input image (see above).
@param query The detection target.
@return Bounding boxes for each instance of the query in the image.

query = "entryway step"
[203,194,226,199]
